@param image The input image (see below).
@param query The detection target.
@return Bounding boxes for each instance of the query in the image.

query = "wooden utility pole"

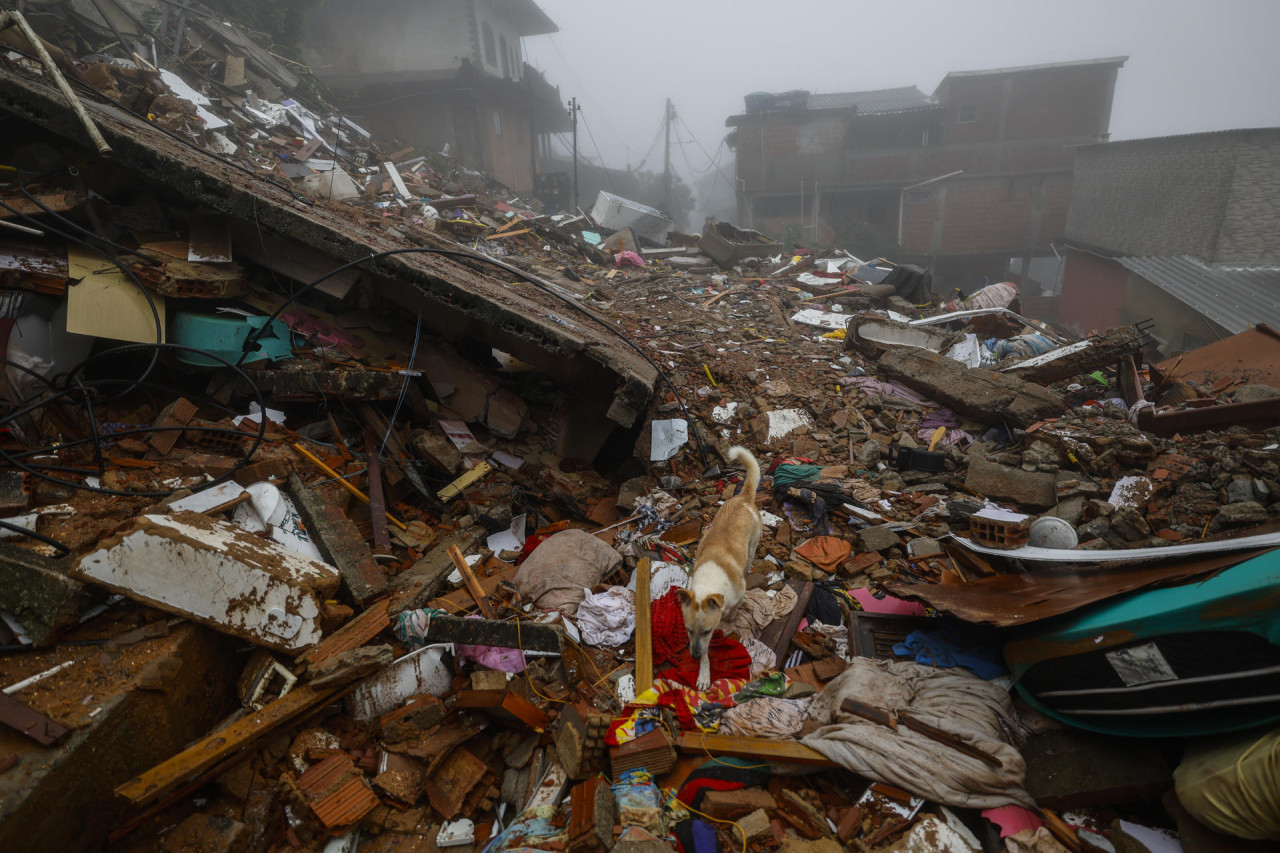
[568,97,580,213]
[662,98,673,215]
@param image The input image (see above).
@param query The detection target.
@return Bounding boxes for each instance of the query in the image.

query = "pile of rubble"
[1,4,1279,853]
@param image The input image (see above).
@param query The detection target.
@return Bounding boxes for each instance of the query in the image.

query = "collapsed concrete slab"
[73,512,340,653]
[876,346,1064,428]
[0,65,657,433]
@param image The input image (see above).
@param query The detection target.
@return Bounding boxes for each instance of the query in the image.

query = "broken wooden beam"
[116,683,345,806]
[447,545,496,618]
[840,698,1001,767]
[287,473,386,605]
[634,557,653,695]
[675,733,834,766]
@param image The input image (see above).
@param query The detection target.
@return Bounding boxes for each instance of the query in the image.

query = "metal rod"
[0,218,44,236]
[0,11,112,156]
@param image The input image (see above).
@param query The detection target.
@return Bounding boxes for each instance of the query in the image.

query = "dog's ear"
[676,588,693,608]
[702,593,724,613]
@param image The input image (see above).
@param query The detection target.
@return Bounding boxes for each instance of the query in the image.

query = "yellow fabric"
[1173,725,1280,841]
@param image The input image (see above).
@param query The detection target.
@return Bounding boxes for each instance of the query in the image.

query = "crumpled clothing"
[734,672,791,702]
[574,586,635,647]
[513,529,622,618]
[944,281,1018,312]
[721,697,812,738]
[456,615,527,672]
[917,407,974,448]
[803,658,1032,809]
[844,376,939,408]
[989,332,1056,360]
[739,636,777,677]
[607,677,748,743]
[481,805,566,853]
[773,463,821,486]
[893,625,1006,680]
[727,585,798,640]
[393,607,448,647]
[650,589,752,688]
[795,536,852,572]
[614,250,646,268]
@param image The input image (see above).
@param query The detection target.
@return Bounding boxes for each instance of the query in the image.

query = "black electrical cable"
[238,246,709,465]
[0,518,70,557]
[0,342,268,498]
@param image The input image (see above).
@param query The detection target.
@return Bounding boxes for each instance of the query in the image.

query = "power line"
[541,34,638,161]
[675,113,736,194]
[578,107,617,193]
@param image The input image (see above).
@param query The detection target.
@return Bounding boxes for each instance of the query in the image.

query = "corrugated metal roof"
[806,86,937,114]
[1117,255,1280,335]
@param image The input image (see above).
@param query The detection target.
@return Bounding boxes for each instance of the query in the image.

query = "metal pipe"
[0,218,44,236]
[0,10,112,156]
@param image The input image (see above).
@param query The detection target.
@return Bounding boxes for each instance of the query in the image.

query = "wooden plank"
[426,560,517,614]
[365,430,391,552]
[116,683,344,806]
[676,733,834,766]
[296,598,390,668]
[759,579,813,661]
[447,545,496,618]
[634,557,653,695]
[488,228,531,240]
[438,461,492,502]
[292,443,407,530]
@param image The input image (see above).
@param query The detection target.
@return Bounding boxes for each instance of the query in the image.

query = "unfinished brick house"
[726,57,1126,293]
[300,0,569,193]
[1057,127,1280,355]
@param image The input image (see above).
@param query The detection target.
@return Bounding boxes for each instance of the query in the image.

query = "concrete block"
[856,525,901,553]
[965,457,1057,509]
[0,541,87,646]
[74,512,340,653]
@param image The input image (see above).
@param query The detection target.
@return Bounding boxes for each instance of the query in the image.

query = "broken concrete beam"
[1136,397,1280,436]
[0,540,87,646]
[965,458,1058,509]
[876,346,1064,427]
[407,615,563,653]
[388,528,486,613]
[73,511,340,654]
[246,366,406,402]
[288,473,385,604]
[1003,325,1148,385]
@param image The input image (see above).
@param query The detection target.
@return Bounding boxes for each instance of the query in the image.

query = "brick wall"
[899,173,1071,255]
[1066,128,1280,262]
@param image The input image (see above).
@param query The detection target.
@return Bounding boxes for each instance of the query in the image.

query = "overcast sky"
[524,0,1280,196]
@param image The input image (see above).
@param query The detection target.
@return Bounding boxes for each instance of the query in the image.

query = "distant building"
[1059,128,1280,355]
[300,0,569,193]
[726,57,1126,291]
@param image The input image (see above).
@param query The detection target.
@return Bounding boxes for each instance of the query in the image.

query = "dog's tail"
[726,446,761,499]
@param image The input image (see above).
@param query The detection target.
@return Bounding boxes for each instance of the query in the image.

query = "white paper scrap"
[650,418,688,461]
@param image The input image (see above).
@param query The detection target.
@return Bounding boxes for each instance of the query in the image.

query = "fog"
[523,0,1280,213]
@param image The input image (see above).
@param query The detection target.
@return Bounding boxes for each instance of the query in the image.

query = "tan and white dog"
[677,446,763,690]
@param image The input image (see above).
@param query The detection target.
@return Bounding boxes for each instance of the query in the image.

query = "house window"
[956,104,978,123]
[906,190,931,204]
[500,35,510,77]
[482,22,496,67]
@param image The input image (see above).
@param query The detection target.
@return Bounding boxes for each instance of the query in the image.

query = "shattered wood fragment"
[447,545,496,618]
[453,690,548,732]
[297,597,390,669]
[116,683,345,806]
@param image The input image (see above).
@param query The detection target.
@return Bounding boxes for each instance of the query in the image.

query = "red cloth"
[649,589,751,688]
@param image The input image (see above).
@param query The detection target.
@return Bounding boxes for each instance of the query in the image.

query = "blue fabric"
[894,626,1006,680]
